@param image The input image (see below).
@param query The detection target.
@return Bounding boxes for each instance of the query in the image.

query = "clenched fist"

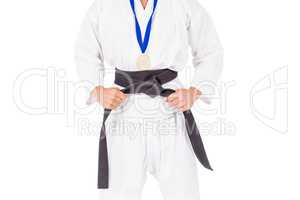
[91,86,127,109]
[166,87,201,111]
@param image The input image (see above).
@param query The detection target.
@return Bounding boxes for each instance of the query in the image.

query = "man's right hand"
[91,86,127,109]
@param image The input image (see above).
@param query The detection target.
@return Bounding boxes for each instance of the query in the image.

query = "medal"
[136,54,151,70]
[129,0,158,70]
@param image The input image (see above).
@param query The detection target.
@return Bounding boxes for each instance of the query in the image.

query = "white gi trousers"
[98,94,200,200]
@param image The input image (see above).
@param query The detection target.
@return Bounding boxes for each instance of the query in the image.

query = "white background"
[0,0,299,200]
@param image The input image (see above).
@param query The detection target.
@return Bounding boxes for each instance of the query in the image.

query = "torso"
[97,0,190,72]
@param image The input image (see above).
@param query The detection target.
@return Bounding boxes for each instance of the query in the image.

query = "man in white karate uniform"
[75,0,223,199]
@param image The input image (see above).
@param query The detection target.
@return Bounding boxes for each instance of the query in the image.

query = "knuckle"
[112,93,118,98]
[109,100,115,106]
[109,102,115,107]
[105,104,112,109]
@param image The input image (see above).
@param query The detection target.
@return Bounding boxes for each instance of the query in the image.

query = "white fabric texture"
[100,94,200,200]
[74,0,223,103]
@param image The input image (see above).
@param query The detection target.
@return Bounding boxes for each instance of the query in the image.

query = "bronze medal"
[136,54,151,70]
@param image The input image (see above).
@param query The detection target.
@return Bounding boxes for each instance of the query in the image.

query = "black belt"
[98,68,212,189]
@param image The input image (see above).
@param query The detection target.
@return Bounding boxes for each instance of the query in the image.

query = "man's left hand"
[166,87,201,111]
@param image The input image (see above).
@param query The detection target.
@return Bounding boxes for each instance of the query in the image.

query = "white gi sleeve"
[186,0,223,104]
[74,0,104,104]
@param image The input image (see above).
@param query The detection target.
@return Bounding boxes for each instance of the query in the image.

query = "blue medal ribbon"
[129,0,158,53]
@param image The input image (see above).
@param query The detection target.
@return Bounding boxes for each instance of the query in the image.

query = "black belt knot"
[98,68,212,189]
[115,68,177,97]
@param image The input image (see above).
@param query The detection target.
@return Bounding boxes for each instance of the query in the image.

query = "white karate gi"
[75,0,223,199]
